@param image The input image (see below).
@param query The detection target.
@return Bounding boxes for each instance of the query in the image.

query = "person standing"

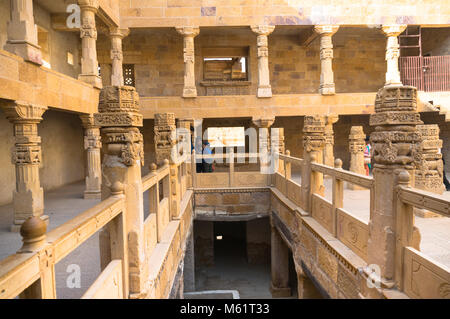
[364,137,372,176]
[202,141,214,173]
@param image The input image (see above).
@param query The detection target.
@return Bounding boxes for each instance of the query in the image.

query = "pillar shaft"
[95,86,145,296]
[323,114,338,167]
[5,0,42,65]
[381,25,406,86]
[80,115,102,199]
[367,85,422,289]
[302,115,326,211]
[176,27,199,98]
[348,126,366,190]
[415,125,444,194]
[1,101,48,231]
[270,226,291,297]
[110,28,129,87]
[251,25,275,98]
[155,113,181,219]
[78,0,102,88]
[314,25,339,95]
[252,116,275,175]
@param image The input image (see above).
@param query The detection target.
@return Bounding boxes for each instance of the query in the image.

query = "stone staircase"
[418,91,450,121]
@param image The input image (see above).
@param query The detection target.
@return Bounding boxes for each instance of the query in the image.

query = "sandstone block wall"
[246,217,271,264]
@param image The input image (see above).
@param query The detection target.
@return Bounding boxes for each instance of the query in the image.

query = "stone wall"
[0,2,81,79]
[194,220,214,266]
[422,28,450,56]
[195,190,271,215]
[246,217,271,264]
[97,27,386,97]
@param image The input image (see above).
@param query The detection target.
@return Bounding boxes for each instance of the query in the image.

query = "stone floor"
[195,239,297,299]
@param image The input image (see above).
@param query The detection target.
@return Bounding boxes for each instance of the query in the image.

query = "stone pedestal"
[4,0,42,65]
[381,25,407,87]
[364,85,422,292]
[176,27,200,98]
[270,226,291,297]
[251,25,275,98]
[323,114,338,167]
[78,0,102,89]
[1,101,48,232]
[80,114,102,199]
[302,115,326,211]
[95,85,145,296]
[110,28,129,87]
[314,25,339,95]
[348,126,366,190]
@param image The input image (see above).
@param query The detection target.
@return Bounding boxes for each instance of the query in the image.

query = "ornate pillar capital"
[109,27,130,39]
[314,25,339,36]
[1,101,47,124]
[381,24,407,37]
[250,25,275,36]
[80,114,98,129]
[77,0,99,12]
[252,116,275,129]
[175,26,200,37]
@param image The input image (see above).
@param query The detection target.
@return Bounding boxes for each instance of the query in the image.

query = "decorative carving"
[176,27,199,98]
[381,24,407,86]
[251,25,274,98]
[303,116,326,153]
[314,25,339,95]
[155,113,177,165]
[95,86,144,166]
[414,125,444,194]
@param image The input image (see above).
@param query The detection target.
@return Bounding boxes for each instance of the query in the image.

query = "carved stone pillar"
[1,101,48,232]
[110,28,129,87]
[175,27,200,98]
[78,0,102,88]
[4,0,42,65]
[381,25,407,87]
[270,225,291,297]
[271,127,284,174]
[365,85,422,293]
[314,25,339,95]
[415,125,445,193]
[323,114,338,167]
[252,116,275,174]
[155,113,181,219]
[302,115,326,211]
[348,126,366,190]
[80,114,102,199]
[251,25,275,98]
[94,86,145,296]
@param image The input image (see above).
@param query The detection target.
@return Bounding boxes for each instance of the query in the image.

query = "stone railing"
[192,151,271,189]
[396,170,450,299]
[0,195,127,299]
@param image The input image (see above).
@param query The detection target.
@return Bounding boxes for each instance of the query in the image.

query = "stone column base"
[84,191,101,199]
[182,87,197,98]
[11,214,49,233]
[270,283,291,298]
[78,74,103,89]
[5,40,42,65]
[257,86,272,98]
[319,86,335,95]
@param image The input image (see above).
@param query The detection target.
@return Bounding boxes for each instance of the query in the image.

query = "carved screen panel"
[311,194,333,234]
[123,64,135,87]
[403,247,450,299]
[336,208,369,261]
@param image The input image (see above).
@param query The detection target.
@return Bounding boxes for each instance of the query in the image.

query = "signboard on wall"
[206,127,245,148]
